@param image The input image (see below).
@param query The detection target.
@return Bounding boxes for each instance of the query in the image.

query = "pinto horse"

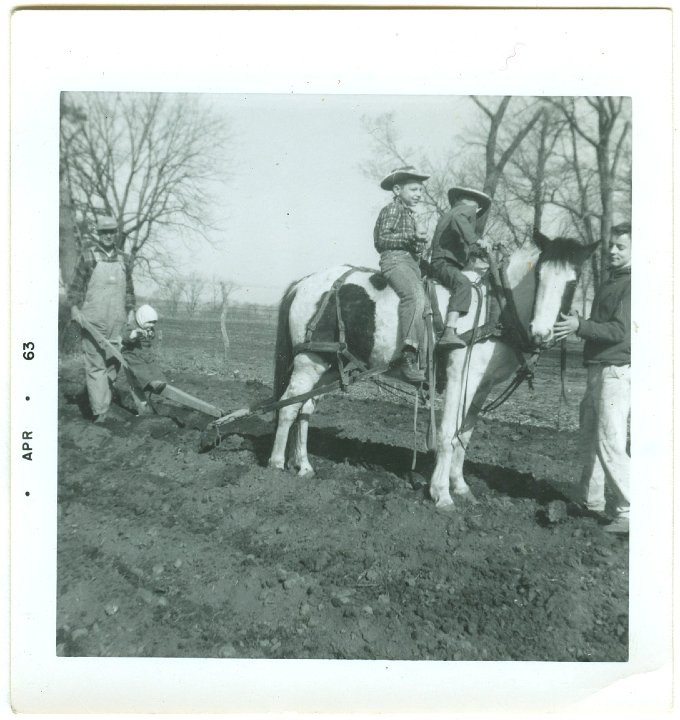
[268,231,598,508]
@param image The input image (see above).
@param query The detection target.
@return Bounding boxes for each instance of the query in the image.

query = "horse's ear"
[532,228,551,252]
[577,241,601,263]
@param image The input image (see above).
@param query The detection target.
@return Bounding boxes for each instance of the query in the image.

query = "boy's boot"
[438,312,467,349]
[400,346,426,383]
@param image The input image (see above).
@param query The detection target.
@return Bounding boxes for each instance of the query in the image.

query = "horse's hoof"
[268,459,285,471]
[297,466,315,478]
[434,498,455,512]
[455,490,479,505]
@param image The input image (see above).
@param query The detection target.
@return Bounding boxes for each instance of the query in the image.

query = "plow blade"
[158,384,224,418]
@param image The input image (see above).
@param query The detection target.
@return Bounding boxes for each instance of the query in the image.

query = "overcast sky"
[146,94,478,305]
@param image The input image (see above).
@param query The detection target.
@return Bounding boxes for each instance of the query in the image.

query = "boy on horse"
[429,186,492,349]
[374,166,430,383]
[553,222,632,534]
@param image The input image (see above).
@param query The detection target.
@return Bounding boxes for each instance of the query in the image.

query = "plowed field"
[57,315,628,661]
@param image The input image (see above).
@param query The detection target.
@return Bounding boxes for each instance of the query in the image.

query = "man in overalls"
[68,215,136,423]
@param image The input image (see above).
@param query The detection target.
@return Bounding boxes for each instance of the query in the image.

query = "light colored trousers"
[80,258,127,417]
[379,250,426,352]
[82,334,121,416]
[579,363,631,517]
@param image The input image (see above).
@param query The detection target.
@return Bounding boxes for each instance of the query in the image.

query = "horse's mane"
[538,237,590,267]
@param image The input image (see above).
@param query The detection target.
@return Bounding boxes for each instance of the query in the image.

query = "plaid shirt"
[373,198,425,254]
[67,244,136,311]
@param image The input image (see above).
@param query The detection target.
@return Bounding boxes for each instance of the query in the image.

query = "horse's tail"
[273,280,299,400]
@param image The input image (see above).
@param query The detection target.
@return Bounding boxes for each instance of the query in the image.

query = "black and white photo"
[8,7,673,714]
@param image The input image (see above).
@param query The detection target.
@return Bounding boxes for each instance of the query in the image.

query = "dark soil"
[56,317,628,661]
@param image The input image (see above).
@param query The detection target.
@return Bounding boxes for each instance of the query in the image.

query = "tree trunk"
[220,305,230,364]
[531,114,551,231]
[220,283,230,364]
[59,170,81,353]
[59,172,79,291]
[597,141,613,283]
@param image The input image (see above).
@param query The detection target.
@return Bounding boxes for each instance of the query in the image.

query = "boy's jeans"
[429,257,473,314]
[579,363,631,517]
[379,250,426,352]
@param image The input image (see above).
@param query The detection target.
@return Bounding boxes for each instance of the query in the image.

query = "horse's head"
[529,229,599,348]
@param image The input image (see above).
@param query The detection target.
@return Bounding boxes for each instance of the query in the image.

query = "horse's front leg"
[429,349,467,508]
[268,353,327,472]
[449,426,476,500]
[444,342,517,503]
[288,399,317,476]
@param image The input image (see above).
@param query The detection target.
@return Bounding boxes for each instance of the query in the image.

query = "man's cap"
[97,215,118,233]
[447,187,492,216]
[380,166,430,191]
[611,222,631,236]
[135,304,158,327]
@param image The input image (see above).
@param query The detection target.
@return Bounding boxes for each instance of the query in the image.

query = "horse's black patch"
[307,283,376,364]
[368,273,388,291]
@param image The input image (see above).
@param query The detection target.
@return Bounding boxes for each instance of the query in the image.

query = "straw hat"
[447,187,492,216]
[380,166,430,191]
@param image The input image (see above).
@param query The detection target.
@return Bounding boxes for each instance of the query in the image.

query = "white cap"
[135,304,158,326]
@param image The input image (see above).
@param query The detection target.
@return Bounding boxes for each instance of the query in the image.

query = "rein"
[474,251,541,417]
[477,255,578,418]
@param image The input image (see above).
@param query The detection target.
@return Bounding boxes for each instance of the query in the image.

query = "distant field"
[157,312,278,381]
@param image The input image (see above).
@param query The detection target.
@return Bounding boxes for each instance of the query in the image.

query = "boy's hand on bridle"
[553,311,580,341]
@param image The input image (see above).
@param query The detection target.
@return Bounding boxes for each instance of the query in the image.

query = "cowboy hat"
[96,215,118,233]
[447,187,492,216]
[380,166,430,191]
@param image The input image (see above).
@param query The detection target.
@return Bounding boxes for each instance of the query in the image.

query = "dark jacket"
[121,320,166,389]
[578,267,631,366]
[430,203,478,268]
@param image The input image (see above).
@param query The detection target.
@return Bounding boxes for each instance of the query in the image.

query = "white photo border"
[8,6,674,715]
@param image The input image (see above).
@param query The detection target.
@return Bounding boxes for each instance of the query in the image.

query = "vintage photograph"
[9,7,673,714]
[56,91,632,662]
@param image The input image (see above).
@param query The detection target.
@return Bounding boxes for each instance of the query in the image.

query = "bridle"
[530,258,582,409]
[455,250,582,435]
[531,257,581,345]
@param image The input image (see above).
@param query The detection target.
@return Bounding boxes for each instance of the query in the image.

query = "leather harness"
[204,255,542,447]
[293,255,541,407]
[292,266,383,390]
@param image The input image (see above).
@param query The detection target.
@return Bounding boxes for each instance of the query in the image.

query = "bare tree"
[207,276,222,314]
[59,92,232,280]
[467,96,544,234]
[546,96,631,284]
[183,274,206,318]
[504,106,568,233]
[218,280,239,363]
[156,274,186,317]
